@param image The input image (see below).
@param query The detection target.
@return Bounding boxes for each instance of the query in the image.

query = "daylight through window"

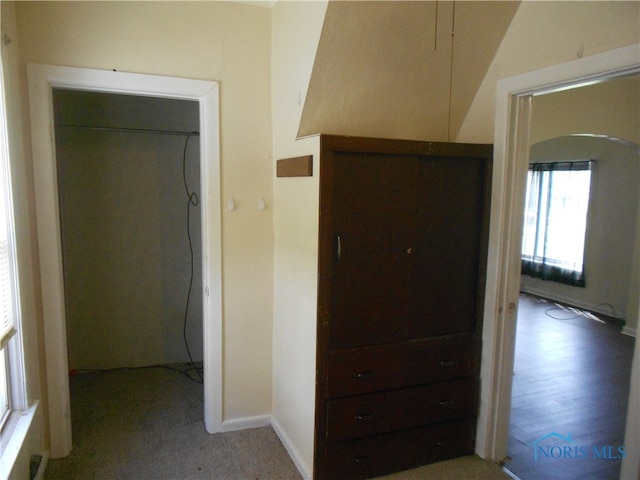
[521,161,593,287]
[0,52,26,460]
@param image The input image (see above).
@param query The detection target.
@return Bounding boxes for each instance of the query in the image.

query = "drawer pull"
[440,359,456,367]
[434,440,451,447]
[353,370,375,379]
[354,456,371,464]
[438,399,455,407]
[354,413,376,422]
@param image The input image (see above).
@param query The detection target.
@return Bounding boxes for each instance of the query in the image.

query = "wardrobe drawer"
[327,334,479,398]
[322,417,476,480]
[326,377,478,443]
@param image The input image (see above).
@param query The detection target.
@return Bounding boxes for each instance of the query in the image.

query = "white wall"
[271,1,327,477]
[521,136,639,327]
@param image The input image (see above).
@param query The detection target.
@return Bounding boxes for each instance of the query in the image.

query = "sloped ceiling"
[299,0,520,142]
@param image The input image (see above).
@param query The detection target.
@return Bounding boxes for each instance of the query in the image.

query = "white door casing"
[476,43,640,479]
[27,64,223,458]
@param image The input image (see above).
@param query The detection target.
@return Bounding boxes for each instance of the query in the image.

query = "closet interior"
[53,89,203,374]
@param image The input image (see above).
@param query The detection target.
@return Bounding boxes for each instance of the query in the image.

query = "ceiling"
[299,1,520,141]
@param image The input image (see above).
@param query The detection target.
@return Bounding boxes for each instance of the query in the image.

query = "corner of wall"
[271,1,327,475]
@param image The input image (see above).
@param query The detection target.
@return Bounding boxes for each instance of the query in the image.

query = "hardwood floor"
[504,293,635,480]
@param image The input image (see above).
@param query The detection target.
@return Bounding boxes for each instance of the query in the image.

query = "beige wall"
[13,0,274,427]
[271,1,327,475]
[1,2,48,479]
[530,75,640,146]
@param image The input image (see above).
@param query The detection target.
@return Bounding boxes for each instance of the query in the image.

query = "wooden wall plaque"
[277,155,313,177]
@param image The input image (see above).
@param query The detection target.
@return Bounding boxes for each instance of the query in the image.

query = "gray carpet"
[376,455,512,480]
[44,364,301,480]
[44,364,511,480]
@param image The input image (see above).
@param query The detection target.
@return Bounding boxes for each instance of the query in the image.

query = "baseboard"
[502,466,523,480]
[220,415,271,432]
[622,326,637,337]
[520,287,625,322]
[270,416,312,480]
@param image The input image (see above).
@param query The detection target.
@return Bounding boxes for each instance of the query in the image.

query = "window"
[521,161,593,287]
[0,51,27,464]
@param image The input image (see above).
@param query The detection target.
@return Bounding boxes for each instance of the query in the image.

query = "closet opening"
[52,89,206,437]
[53,89,203,378]
[28,64,222,458]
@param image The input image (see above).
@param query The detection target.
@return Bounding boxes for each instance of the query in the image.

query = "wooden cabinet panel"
[326,334,480,398]
[329,153,418,349]
[326,152,490,349]
[315,136,492,480]
[411,157,489,338]
[329,232,414,348]
[323,418,476,480]
[326,377,478,443]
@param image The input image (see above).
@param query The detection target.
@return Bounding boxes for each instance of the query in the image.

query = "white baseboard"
[520,287,625,320]
[219,414,312,479]
[270,416,312,480]
[622,326,637,337]
[220,415,270,432]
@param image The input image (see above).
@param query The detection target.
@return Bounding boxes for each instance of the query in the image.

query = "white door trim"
[477,43,640,477]
[27,64,224,458]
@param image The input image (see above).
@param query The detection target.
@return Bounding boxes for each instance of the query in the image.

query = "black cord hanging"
[182,134,203,384]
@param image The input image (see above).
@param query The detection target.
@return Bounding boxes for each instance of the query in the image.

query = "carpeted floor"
[375,455,512,480]
[44,364,301,480]
[44,364,511,480]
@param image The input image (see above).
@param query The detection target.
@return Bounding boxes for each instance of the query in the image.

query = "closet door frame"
[27,64,223,458]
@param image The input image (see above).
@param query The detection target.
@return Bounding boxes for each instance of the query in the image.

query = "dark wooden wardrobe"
[314,135,492,479]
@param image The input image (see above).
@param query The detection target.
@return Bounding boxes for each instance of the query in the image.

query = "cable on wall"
[182,133,203,384]
[55,124,201,137]
[70,364,200,382]
[447,0,456,142]
[434,0,439,51]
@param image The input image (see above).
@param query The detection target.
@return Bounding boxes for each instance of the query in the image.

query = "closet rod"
[55,124,200,137]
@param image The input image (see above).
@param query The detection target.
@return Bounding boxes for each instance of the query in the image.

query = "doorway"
[28,64,223,458]
[503,75,639,479]
[477,43,640,479]
[53,89,204,373]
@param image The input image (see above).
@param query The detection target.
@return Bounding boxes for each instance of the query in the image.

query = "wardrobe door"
[315,136,492,480]
[328,152,418,349]
[410,156,489,339]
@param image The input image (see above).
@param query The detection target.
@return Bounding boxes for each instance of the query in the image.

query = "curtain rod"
[55,124,200,137]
